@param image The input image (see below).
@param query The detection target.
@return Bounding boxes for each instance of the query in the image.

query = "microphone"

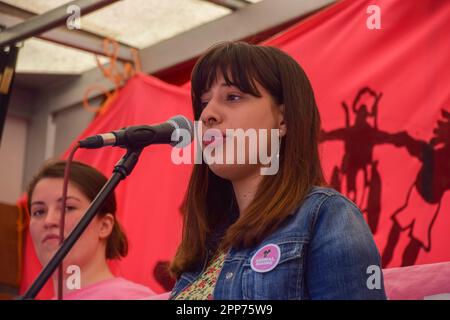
[78,115,194,149]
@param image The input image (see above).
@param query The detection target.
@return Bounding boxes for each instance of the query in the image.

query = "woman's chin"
[37,246,59,266]
[208,163,260,181]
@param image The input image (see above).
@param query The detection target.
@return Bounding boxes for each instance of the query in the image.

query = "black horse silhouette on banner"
[321,87,449,267]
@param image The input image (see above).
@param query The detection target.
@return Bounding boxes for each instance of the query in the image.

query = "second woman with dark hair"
[28,160,155,299]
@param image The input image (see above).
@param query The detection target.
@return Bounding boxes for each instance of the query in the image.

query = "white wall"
[0,115,28,204]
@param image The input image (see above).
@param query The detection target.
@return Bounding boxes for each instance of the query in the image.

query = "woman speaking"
[169,41,386,300]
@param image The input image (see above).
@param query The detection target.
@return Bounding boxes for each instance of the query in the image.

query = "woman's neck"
[53,252,114,297]
[232,171,263,215]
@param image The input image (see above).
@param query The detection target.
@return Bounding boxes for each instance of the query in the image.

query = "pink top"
[62,277,156,300]
[383,261,450,300]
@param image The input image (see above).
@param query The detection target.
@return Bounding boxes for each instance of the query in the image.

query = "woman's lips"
[202,134,226,147]
[42,234,60,244]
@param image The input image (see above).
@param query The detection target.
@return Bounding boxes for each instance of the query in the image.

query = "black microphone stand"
[21,147,143,299]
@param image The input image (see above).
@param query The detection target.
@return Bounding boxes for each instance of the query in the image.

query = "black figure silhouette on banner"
[321,86,449,267]
[321,87,403,234]
[382,109,449,267]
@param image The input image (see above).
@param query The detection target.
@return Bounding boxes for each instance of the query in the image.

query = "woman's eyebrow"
[30,201,45,207]
[56,196,81,203]
[201,82,238,97]
[30,197,81,207]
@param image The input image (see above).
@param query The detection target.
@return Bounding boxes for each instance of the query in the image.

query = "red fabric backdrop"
[20,0,450,298]
[263,0,450,269]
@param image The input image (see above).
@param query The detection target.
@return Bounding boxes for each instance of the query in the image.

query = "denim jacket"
[170,186,387,300]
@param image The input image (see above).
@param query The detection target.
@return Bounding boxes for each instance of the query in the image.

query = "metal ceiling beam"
[0,0,117,46]
[204,0,250,11]
[0,0,135,62]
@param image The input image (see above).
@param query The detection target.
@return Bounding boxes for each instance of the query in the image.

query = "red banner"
[265,0,450,268]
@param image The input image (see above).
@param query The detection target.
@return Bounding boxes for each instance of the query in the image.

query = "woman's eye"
[66,206,77,212]
[200,101,209,109]
[227,94,241,101]
[31,210,45,217]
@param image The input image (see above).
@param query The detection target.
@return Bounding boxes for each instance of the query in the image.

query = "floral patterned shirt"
[173,251,226,300]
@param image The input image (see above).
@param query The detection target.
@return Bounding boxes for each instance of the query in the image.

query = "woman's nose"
[44,208,60,229]
[200,101,221,128]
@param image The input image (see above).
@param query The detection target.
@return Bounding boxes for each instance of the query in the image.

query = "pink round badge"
[250,244,281,273]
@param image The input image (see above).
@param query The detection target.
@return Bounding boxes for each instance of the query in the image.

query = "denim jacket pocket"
[242,238,307,300]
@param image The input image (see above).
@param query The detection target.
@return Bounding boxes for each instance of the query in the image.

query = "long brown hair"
[27,160,128,260]
[170,41,326,278]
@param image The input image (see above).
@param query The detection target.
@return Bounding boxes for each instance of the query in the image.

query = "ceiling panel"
[16,37,108,73]
[1,0,266,74]
[2,0,232,48]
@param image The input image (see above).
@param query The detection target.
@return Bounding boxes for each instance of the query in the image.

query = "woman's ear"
[98,213,114,240]
[278,104,287,137]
